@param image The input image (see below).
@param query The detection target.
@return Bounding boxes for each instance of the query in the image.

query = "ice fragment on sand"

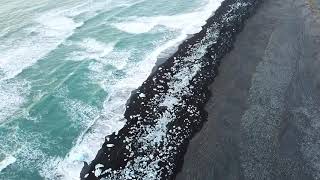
[106,144,114,148]
[95,168,102,177]
[94,164,104,177]
[95,164,104,169]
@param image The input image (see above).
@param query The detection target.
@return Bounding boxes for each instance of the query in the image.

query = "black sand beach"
[177,0,320,179]
[81,0,260,179]
[81,0,320,179]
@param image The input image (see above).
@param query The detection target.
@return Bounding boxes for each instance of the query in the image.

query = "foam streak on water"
[0,155,16,172]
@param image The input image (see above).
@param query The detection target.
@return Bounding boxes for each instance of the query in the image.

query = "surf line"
[81,0,261,179]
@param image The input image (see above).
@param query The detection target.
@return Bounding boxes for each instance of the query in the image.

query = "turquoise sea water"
[0,0,221,179]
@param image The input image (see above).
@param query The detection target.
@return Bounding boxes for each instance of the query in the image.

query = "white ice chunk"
[139,93,146,98]
[106,144,114,148]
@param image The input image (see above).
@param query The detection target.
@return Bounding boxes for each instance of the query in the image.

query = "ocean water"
[0,0,221,179]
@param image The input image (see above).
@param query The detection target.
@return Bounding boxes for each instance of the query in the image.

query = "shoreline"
[81,0,260,179]
[177,0,320,179]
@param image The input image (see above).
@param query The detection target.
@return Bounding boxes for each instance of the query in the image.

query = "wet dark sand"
[177,0,320,180]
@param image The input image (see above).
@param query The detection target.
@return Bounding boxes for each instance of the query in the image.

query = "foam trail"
[112,13,205,35]
[0,155,16,172]
[112,0,220,35]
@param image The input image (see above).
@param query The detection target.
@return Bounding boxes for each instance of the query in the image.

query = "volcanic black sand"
[176,0,320,179]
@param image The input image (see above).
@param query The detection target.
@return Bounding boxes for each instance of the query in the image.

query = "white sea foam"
[0,0,114,81]
[87,50,131,91]
[69,37,131,72]
[0,0,128,179]
[70,38,116,63]
[0,13,81,81]
[39,90,101,179]
[43,43,168,179]
[0,155,16,172]
[44,0,223,179]
[62,97,100,129]
[0,5,83,128]
[0,1,116,178]
[112,0,221,35]
[0,80,29,124]
[112,21,156,34]
[0,123,49,175]
[112,13,203,35]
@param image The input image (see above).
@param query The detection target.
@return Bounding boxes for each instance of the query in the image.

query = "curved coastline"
[81,0,260,179]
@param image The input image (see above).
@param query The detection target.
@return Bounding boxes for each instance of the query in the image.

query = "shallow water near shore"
[0,0,222,179]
